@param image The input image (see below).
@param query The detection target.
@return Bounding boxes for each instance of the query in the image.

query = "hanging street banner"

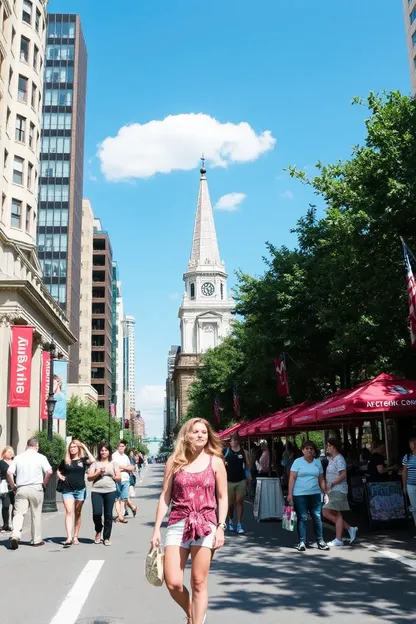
[274,354,290,397]
[40,351,51,420]
[8,326,34,407]
[53,360,68,419]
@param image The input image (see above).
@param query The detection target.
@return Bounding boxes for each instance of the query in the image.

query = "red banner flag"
[40,351,51,420]
[214,396,221,425]
[8,326,34,407]
[274,355,290,397]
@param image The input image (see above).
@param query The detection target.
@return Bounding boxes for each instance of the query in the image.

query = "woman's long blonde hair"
[170,418,223,474]
[64,440,83,465]
[1,446,14,460]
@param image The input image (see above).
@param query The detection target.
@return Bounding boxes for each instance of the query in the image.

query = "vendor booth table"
[253,477,285,522]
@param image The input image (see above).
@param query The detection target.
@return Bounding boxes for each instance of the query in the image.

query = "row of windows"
[46,44,75,62]
[45,66,74,84]
[3,149,36,192]
[46,283,66,304]
[42,113,72,131]
[40,160,70,178]
[40,259,67,278]
[14,113,37,149]
[38,233,68,252]
[47,20,75,40]
[44,88,73,107]
[18,33,42,74]
[10,197,33,232]
[15,73,41,111]
[39,184,69,202]
[38,207,69,226]
[41,136,71,154]
[22,0,44,34]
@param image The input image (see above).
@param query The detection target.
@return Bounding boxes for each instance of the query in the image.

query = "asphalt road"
[1,465,416,624]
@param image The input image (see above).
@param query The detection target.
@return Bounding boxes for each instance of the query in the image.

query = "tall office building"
[403,0,416,93]
[0,0,75,450]
[115,276,125,423]
[91,218,113,410]
[36,13,87,382]
[165,345,180,435]
[124,315,136,411]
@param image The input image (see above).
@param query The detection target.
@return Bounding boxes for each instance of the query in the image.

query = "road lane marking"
[49,559,104,624]
[372,547,416,571]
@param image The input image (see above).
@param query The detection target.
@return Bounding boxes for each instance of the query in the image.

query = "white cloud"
[214,192,247,212]
[98,113,276,181]
[280,190,294,200]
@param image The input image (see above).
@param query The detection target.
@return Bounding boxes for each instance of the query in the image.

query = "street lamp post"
[43,337,57,513]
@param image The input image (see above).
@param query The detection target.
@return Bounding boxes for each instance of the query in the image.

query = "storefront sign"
[366,481,407,527]
[8,326,34,407]
[53,360,68,419]
[40,351,50,420]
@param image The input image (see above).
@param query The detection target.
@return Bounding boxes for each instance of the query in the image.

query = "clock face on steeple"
[201,282,215,297]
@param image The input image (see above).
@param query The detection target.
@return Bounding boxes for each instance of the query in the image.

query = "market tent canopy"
[237,417,267,438]
[260,402,314,434]
[290,390,352,427]
[316,373,416,421]
[218,423,242,440]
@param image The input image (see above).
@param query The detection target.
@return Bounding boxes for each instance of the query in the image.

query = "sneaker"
[317,540,330,551]
[10,537,19,550]
[328,538,345,547]
[227,520,235,532]
[236,523,245,535]
[295,541,306,551]
[348,526,358,544]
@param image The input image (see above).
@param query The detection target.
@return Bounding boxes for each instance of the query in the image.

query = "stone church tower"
[173,162,234,420]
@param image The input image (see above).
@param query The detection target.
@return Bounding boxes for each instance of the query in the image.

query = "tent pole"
[383,412,391,465]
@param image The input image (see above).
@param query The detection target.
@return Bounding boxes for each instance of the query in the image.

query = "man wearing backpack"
[224,433,251,534]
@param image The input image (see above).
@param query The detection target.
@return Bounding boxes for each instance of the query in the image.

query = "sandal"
[116,517,128,523]
[72,537,80,545]
[94,534,102,544]
[132,506,138,518]
[62,540,72,546]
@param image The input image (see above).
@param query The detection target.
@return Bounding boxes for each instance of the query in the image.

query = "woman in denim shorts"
[57,440,95,546]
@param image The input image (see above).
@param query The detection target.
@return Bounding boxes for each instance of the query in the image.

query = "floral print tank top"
[168,455,217,541]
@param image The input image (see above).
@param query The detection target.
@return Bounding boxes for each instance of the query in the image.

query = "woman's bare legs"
[322,508,350,540]
[164,546,192,619]
[73,500,84,543]
[190,546,213,624]
[63,498,74,542]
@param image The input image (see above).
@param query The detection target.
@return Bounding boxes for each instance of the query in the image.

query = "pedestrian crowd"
[0,437,146,549]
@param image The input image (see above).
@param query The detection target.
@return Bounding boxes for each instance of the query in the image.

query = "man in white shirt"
[112,440,137,522]
[7,437,52,549]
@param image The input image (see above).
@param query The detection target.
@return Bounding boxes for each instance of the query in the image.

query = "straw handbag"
[145,545,165,586]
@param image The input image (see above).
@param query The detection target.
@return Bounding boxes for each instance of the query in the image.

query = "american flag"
[402,239,416,346]
[233,383,241,418]
[214,396,221,425]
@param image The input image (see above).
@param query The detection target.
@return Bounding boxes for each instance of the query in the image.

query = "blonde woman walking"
[57,440,95,545]
[151,418,228,624]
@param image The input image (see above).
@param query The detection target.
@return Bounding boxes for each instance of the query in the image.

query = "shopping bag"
[145,545,165,586]
[282,505,297,532]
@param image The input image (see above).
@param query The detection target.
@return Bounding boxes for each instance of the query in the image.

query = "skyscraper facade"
[115,277,125,423]
[124,315,136,411]
[91,218,113,410]
[403,0,416,93]
[37,13,87,382]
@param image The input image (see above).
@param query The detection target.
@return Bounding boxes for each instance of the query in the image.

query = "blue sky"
[49,0,410,448]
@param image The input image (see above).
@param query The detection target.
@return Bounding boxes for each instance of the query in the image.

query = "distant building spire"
[188,160,222,270]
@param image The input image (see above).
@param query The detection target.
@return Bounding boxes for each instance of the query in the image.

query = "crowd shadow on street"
[209,515,416,622]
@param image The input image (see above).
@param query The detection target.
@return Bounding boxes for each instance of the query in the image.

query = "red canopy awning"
[245,413,274,436]
[238,417,267,438]
[316,373,416,421]
[259,402,314,434]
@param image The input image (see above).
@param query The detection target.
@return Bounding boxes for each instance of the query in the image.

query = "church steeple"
[188,158,223,272]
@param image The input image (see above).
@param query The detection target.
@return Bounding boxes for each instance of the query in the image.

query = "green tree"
[66,397,120,451]
[34,430,66,468]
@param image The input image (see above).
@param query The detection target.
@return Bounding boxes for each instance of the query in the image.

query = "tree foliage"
[35,430,66,468]
[66,397,120,451]
[187,92,416,429]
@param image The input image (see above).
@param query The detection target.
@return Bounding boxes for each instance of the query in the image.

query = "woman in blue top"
[287,440,329,552]
[402,437,416,526]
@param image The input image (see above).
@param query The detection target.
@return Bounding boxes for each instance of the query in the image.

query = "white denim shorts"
[165,520,216,550]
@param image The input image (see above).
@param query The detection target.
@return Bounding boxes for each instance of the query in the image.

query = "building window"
[411,7,416,24]
[41,160,70,178]
[45,66,74,83]
[27,162,33,190]
[25,204,31,232]
[412,31,416,47]
[29,122,34,149]
[221,283,224,300]
[31,82,37,109]
[46,44,75,61]
[190,283,195,298]
[17,75,28,102]
[33,44,38,70]
[39,184,69,202]
[13,156,24,185]
[20,36,30,63]
[44,89,73,106]
[11,199,22,228]
[42,112,72,130]
[41,136,71,154]
[35,8,40,32]
[8,66,13,90]
[15,115,26,143]
[11,26,16,51]
[4,148,9,169]
[22,0,32,25]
